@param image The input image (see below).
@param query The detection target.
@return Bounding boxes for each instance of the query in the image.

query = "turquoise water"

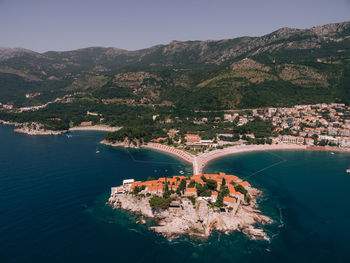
[1,125,350,262]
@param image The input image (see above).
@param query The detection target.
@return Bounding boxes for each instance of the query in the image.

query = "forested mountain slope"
[0,21,349,109]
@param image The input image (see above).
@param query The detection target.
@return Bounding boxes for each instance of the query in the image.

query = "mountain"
[0,21,350,109]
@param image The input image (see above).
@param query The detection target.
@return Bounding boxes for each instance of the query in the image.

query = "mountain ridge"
[0,20,349,109]
[1,20,349,54]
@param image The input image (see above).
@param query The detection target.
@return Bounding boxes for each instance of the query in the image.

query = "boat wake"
[278,207,285,228]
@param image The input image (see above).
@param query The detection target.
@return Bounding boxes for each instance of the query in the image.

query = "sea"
[1,124,350,263]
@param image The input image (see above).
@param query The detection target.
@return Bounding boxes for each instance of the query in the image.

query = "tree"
[215,192,224,207]
[220,185,229,197]
[163,183,170,199]
[188,180,196,188]
[176,179,187,195]
[206,179,217,190]
[222,178,226,186]
[196,183,211,197]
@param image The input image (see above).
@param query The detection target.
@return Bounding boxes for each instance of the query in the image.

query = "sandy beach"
[102,140,311,174]
[143,142,194,164]
[196,143,307,173]
[142,143,307,174]
[69,125,121,132]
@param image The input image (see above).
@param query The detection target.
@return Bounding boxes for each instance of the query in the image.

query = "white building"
[338,138,350,148]
[281,135,304,144]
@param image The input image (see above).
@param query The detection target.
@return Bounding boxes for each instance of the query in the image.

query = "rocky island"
[108,172,272,240]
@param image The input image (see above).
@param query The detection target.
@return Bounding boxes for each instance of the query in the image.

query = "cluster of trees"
[175,179,187,195]
[219,135,240,142]
[246,137,273,145]
[233,184,251,203]
[149,196,170,210]
[104,126,166,144]
[233,118,274,138]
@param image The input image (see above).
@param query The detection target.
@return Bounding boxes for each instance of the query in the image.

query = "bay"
[1,125,350,262]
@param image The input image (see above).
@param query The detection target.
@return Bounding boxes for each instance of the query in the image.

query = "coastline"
[100,140,129,148]
[196,144,307,173]
[100,140,195,164]
[1,120,67,135]
[142,142,194,164]
[0,121,121,135]
[14,127,67,135]
[101,140,350,174]
[101,141,310,173]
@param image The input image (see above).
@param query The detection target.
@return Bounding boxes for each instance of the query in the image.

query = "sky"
[0,0,349,52]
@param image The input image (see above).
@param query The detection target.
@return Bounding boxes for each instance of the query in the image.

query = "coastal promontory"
[108,173,272,240]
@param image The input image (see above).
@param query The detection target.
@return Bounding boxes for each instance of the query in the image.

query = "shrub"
[187,196,196,206]
[188,180,196,188]
[245,194,252,204]
[133,185,145,195]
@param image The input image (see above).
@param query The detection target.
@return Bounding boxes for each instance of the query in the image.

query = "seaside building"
[304,138,314,146]
[185,134,201,143]
[184,188,197,196]
[281,135,304,144]
[151,137,166,143]
[80,121,92,126]
[223,196,236,206]
[339,138,350,148]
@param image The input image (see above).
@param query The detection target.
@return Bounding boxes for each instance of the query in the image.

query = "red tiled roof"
[223,196,236,203]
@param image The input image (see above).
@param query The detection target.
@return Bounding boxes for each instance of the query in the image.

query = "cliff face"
[108,187,272,240]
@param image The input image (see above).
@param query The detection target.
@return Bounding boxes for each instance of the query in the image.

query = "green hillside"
[0,21,349,110]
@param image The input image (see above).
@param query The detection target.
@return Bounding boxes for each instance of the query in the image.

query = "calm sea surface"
[1,125,350,262]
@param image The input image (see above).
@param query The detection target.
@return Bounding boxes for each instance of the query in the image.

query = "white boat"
[330,152,335,155]
[179,170,184,174]
[347,169,350,173]
[96,147,100,154]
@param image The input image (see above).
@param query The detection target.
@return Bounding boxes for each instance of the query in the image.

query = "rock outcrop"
[108,186,272,240]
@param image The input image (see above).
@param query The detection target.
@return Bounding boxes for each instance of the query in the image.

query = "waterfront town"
[108,172,272,239]
[2,101,350,151]
[150,103,350,150]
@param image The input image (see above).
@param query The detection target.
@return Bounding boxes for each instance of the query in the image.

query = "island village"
[106,102,350,240]
[108,172,272,240]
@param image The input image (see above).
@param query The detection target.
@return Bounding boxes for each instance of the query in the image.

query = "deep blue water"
[1,125,350,262]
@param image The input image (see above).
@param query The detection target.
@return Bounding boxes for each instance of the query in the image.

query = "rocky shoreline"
[108,185,272,240]
[100,139,140,148]
[0,120,67,135]
[1,121,122,136]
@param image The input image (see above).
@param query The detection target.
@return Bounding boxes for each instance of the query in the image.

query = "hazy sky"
[0,0,349,52]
